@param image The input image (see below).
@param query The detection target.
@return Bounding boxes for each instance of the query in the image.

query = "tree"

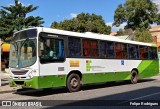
[113,4,126,27]
[51,13,111,35]
[134,29,153,42]
[113,0,159,30]
[116,29,126,36]
[0,0,44,42]
[0,10,14,41]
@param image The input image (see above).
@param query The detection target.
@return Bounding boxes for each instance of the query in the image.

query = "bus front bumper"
[9,77,39,89]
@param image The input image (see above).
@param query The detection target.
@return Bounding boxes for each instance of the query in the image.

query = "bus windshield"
[9,29,37,68]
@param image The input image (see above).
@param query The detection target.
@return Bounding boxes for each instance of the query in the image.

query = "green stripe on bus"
[9,75,67,89]
[138,60,159,78]
[38,75,66,88]
[82,71,130,84]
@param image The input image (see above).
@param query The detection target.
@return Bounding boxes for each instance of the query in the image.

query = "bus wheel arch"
[131,68,139,84]
[66,70,82,92]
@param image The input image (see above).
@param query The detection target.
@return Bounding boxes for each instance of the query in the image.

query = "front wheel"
[66,73,81,92]
[131,70,138,84]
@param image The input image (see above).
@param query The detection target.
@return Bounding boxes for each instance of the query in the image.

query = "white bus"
[9,27,159,92]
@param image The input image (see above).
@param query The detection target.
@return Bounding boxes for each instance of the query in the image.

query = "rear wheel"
[66,73,81,92]
[131,70,138,84]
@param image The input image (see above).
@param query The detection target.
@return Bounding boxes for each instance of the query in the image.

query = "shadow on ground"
[42,86,160,109]
[13,78,156,97]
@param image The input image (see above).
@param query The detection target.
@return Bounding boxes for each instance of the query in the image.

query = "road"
[0,76,160,109]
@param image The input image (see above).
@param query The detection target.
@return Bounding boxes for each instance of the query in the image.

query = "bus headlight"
[28,70,36,79]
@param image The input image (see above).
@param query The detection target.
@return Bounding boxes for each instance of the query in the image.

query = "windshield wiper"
[11,40,18,51]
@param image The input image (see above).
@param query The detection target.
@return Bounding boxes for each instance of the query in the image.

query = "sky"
[0,0,160,32]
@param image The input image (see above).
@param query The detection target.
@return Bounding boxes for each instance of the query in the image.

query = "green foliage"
[116,29,126,36]
[113,4,127,27]
[135,29,153,42]
[0,0,44,42]
[113,0,159,30]
[51,13,111,35]
[156,13,160,25]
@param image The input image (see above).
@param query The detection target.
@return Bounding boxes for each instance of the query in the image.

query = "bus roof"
[21,27,155,47]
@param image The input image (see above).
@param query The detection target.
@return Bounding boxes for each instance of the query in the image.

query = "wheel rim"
[132,76,137,82]
[70,77,78,88]
[132,73,137,83]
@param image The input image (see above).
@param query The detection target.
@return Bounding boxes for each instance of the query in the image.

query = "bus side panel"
[138,60,159,78]
[22,77,39,89]
[38,62,67,89]
[82,59,159,84]
[82,59,141,84]
[82,71,131,84]
[38,75,66,89]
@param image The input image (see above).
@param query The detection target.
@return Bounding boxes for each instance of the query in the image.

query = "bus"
[9,27,159,92]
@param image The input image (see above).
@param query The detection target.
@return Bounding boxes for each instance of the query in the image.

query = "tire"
[66,73,81,92]
[131,70,138,84]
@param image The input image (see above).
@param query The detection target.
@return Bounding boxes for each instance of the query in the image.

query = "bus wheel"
[67,73,81,92]
[131,70,138,84]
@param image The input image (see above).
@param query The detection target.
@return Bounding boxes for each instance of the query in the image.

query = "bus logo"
[70,60,80,67]
[121,60,124,65]
[86,60,92,71]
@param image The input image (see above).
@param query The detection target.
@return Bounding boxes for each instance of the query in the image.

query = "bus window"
[107,42,114,58]
[128,45,139,59]
[100,41,107,58]
[115,43,127,59]
[68,37,81,57]
[149,47,157,59]
[20,40,36,60]
[83,39,98,57]
[139,46,148,59]
[83,39,91,57]
[39,36,65,63]
[91,40,98,57]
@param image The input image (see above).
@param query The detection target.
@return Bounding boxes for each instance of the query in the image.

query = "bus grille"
[15,81,24,85]
[11,70,28,75]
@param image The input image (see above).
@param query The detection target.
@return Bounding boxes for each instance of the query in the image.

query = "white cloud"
[9,4,13,6]
[153,0,160,13]
[70,13,78,18]
[106,22,127,32]
[106,22,113,27]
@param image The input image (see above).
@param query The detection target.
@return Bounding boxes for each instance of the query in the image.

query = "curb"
[0,89,17,94]
[0,85,19,94]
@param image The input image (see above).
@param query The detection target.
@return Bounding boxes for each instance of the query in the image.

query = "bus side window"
[58,40,64,58]
[107,42,114,58]
[68,37,81,57]
[149,47,158,59]
[83,39,91,57]
[139,46,148,59]
[83,49,87,56]
[39,36,65,63]
[100,41,107,58]
[128,45,139,59]
[82,39,98,57]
